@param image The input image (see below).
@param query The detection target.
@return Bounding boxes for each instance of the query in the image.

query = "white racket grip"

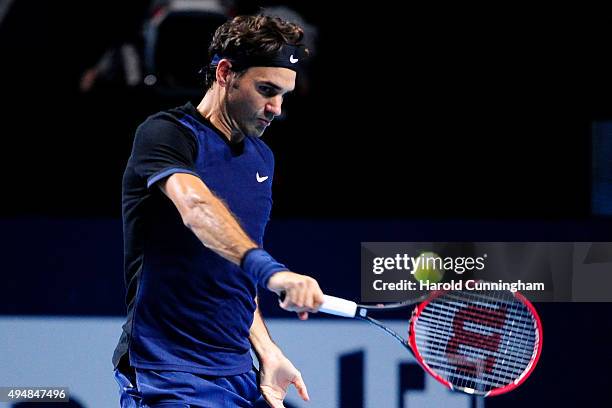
[319,295,358,318]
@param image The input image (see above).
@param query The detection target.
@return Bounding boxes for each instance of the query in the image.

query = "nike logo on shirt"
[256,172,269,183]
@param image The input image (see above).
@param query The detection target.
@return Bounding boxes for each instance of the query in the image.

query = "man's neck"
[197,88,244,143]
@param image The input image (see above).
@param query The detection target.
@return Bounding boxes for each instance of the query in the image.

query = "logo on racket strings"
[445,305,508,375]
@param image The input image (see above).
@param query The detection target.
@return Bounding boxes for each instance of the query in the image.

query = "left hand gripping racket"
[317,289,543,397]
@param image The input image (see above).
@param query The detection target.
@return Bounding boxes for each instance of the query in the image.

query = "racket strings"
[418,309,536,349]
[417,305,537,360]
[415,328,534,367]
[436,299,531,327]
[417,344,530,383]
[423,294,536,329]
[416,330,532,383]
[413,290,539,393]
[417,311,536,354]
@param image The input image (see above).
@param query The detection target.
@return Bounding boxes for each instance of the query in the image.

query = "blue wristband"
[241,248,288,289]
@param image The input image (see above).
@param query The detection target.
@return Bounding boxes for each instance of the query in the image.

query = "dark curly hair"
[203,14,308,90]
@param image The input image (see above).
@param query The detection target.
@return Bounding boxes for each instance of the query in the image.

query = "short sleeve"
[129,117,200,188]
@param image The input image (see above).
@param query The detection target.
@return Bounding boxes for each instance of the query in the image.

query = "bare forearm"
[252,299,311,404]
[162,174,257,264]
[183,194,257,263]
[250,300,282,361]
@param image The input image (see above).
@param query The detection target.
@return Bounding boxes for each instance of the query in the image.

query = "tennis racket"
[315,288,543,397]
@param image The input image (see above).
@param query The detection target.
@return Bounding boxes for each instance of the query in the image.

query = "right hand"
[267,271,324,320]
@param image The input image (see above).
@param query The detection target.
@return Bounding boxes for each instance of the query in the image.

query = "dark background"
[1,2,612,407]
[1,2,610,219]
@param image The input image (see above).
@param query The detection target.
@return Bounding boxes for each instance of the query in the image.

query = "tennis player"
[112,14,324,407]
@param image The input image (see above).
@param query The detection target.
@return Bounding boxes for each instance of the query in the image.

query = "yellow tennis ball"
[413,252,444,283]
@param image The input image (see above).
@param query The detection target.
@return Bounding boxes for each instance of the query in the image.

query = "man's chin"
[250,127,266,138]
[237,126,265,139]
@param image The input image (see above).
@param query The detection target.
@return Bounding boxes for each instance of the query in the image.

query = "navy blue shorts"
[114,367,265,408]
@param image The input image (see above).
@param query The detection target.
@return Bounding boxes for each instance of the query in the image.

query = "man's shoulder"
[140,103,192,129]
[135,103,203,140]
[128,104,202,157]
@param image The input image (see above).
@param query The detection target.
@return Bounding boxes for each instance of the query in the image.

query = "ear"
[215,59,233,87]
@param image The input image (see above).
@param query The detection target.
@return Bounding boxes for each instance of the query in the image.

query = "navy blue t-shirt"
[113,102,275,375]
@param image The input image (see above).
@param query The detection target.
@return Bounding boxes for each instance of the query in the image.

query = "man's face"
[225,66,296,139]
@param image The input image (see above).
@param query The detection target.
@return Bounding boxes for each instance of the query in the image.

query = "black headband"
[210,44,306,72]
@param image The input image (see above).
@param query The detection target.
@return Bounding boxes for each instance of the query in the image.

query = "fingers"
[298,283,307,312]
[276,273,324,314]
[298,311,309,320]
[292,372,310,401]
